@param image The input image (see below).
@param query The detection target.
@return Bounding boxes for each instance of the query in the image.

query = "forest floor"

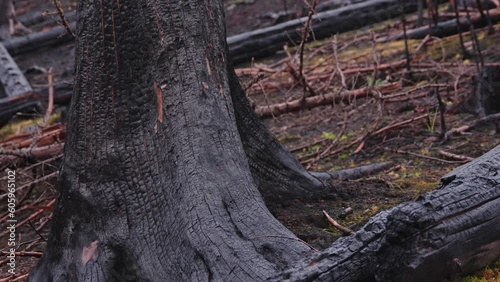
[1,0,500,281]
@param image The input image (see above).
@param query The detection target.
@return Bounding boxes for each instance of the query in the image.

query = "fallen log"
[0,41,38,127]
[274,144,500,281]
[254,82,400,118]
[0,83,72,128]
[228,0,420,63]
[3,0,419,62]
[0,42,32,97]
[0,95,40,127]
[384,9,500,41]
[17,10,76,29]
[3,22,75,55]
[316,0,368,12]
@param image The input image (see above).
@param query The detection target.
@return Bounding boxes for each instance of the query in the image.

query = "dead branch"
[0,199,55,238]
[438,150,475,161]
[322,210,354,235]
[396,149,466,164]
[255,82,400,118]
[0,251,43,257]
[3,21,75,55]
[444,113,500,140]
[373,114,428,135]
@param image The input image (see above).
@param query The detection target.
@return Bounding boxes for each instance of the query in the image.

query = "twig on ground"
[0,199,55,238]
[244,73,265,108]
[444,113,500,140]
[0,251,43,257]
[302,137,361,165]
[0,274,29,282]
[396,149,465,164]
[11,274,30,282]
[373,114,428,136]
[28,218,46,241]
[322,210,354,235]
[438,150,475,162]
[256,82,400,118]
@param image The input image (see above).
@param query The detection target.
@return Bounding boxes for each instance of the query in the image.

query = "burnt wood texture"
[29,0,499,281]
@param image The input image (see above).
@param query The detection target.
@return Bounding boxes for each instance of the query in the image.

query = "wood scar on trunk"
[205,56,212,76]
[81,240,99,266]
[154,81,164,124]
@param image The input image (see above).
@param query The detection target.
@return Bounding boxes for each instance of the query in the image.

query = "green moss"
[278,134,301,143]
[461,259,500,282]
[0,113,60,139]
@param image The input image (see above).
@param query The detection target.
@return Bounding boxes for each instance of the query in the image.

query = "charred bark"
[227,59,334,201]
[274,145,500,281]
[228,0,420,63]
[384,8,500,40]
[4,0,420,63]
[29,0,500,281]
[0,42,36,126]
[0,42,32,97]
[29,1,313,281]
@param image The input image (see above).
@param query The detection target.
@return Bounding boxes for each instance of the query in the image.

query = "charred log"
[0,42,32,97]
[228,0,420,63]
[3,22,75,55]
[3,0,420,63]
[384,8,500,40]
[274,145,500,281]
[0,83,72,128]
[27,0,500,281]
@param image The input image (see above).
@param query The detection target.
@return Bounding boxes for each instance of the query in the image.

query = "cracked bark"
[29,1,313,280]
[30,0,500,281]
[273,146,500,281]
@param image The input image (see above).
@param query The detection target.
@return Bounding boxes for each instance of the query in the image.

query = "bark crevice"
[28,0,500,281]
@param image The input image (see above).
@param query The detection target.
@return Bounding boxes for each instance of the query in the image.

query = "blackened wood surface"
[0,42,32,97]
[274,145,500,282]
[4,0,419,64]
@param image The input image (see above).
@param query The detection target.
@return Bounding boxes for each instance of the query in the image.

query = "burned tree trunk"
[29,0,314,280]
[29,0,499,281]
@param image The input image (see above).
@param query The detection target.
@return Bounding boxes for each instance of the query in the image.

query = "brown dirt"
[1,1,500,281]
